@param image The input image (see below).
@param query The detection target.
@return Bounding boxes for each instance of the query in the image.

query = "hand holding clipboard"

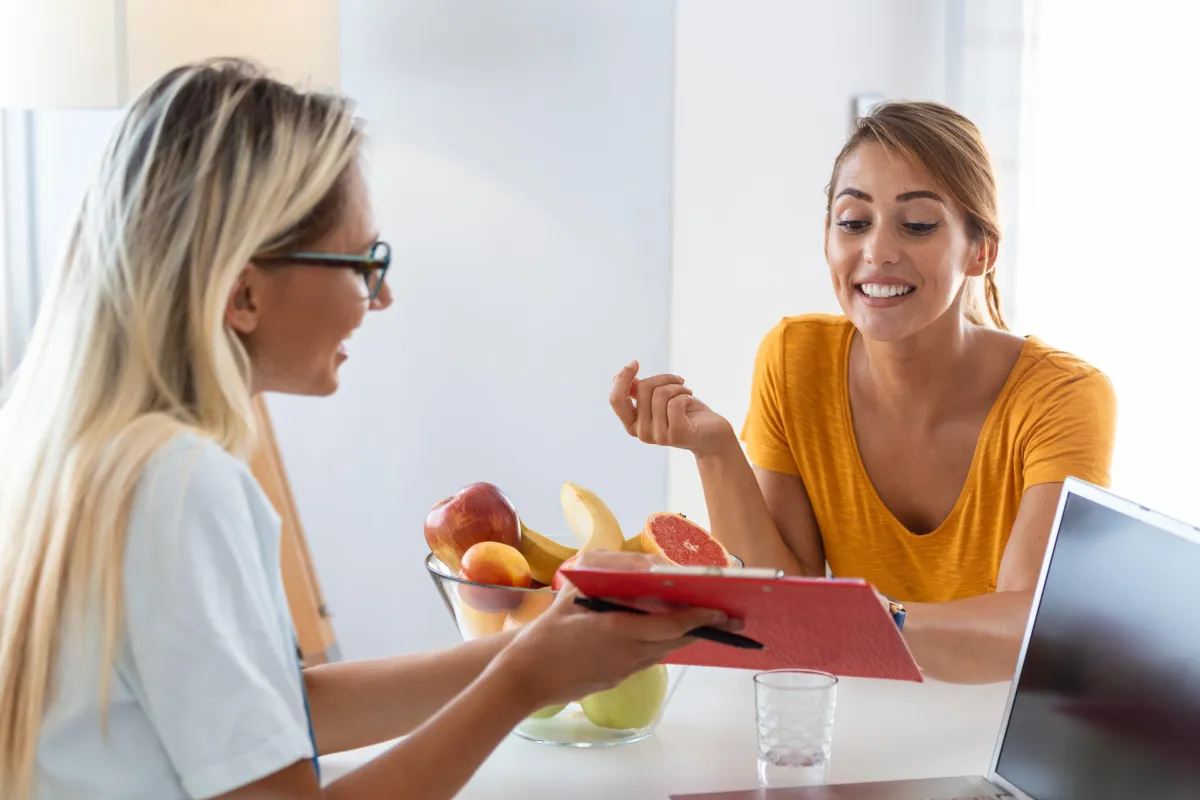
[572,595,765,650]
[561,558,923,682]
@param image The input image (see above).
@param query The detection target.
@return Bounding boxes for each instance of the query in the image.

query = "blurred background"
[1,0,1197,661]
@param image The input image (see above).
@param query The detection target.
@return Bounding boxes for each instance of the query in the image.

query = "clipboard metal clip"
[647,564,785,579]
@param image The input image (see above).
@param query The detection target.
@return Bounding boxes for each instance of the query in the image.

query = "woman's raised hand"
[609,360,736,455]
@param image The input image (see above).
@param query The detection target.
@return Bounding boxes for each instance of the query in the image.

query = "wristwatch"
[886,597,906,631]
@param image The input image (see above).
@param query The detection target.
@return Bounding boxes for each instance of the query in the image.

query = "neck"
[854,312,981,424]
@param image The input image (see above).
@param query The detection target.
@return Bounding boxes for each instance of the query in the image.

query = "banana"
[559,482,625,553]
[518,520,578,585]
[621,534,645,553]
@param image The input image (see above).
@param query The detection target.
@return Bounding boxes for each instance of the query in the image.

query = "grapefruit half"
[637,512,733,567]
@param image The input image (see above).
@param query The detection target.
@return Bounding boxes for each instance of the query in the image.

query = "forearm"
[695,439,815,576]
[323,657,536,800]
[903,590,1035,684]
[305,630,517,755]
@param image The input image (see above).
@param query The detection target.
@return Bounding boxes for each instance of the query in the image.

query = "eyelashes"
[835,220,943,236]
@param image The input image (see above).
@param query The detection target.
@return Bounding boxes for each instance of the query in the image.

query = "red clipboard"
[560,564,923,682]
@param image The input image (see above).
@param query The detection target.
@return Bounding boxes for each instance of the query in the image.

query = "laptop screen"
[993,490,1200,799]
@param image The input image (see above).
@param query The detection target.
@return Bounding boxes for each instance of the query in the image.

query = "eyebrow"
[835,188,945,203]
[896,190,944,203]
[836,188,872,202]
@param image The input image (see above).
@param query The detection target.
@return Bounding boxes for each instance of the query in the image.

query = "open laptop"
[672,477,1200,799]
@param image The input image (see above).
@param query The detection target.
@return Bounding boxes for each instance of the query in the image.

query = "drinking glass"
[754,669,838,788]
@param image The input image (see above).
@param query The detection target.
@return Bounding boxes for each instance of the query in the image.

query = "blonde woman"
[0,59,728,799]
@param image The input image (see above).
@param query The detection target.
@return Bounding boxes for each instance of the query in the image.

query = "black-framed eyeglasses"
[256,241,391,300]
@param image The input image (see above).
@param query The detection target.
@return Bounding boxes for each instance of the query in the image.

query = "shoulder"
[128,432,279,555]
[1006,337,1118,459]
[1002,337,1117,487]
[756,313,854,362]
[136,432,265,512]
[1014,337,1116,408]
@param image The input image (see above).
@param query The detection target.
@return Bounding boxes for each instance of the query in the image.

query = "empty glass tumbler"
[754,669,838,788]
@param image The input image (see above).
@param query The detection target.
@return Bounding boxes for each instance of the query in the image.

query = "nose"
[370,278,394,311]
[863,225,901,267]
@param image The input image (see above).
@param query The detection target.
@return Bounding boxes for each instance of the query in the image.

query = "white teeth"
[860,283,915,298]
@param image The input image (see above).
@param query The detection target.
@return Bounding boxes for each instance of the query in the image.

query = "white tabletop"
[319,666,1013,798]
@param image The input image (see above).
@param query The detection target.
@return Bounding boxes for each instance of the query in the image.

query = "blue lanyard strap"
[295,642,322,783]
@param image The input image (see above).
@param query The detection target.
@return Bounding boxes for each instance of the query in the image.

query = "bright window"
[1015,0,1200,524]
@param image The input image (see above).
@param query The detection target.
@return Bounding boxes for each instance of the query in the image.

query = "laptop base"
[670,774,1011,799]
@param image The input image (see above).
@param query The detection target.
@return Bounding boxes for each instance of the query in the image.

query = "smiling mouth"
[857,282,915,299]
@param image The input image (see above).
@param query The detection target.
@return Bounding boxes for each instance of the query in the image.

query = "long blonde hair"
[0,58,362,796]
[826,100,1007,330]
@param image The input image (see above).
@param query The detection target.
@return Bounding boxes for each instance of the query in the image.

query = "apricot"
[458,541,532,612]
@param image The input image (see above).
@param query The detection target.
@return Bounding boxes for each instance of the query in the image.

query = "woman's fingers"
[665,391,695,446]
[651,384,692,443]
[612,364,697,446]
[624,605,729,642]
[610,361,640,435]
[635,374,686,442]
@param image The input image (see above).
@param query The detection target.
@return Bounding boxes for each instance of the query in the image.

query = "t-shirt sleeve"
[1021,369,1118,490]
[121,438,314,799]
[740,321,801,475]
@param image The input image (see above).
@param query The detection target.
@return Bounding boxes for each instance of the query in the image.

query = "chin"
[288,369,340,397]
[312,374,341,396]
[308,353,347,396]
[842,299,929,344]
[854,320,919,344]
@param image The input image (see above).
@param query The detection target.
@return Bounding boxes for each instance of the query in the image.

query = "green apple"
[580,665,669,730]
[528,703,567,720]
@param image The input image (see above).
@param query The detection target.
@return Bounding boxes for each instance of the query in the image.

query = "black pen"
[573,596,764,650]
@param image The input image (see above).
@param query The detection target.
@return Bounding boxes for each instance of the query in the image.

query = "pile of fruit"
[423,480,734,730]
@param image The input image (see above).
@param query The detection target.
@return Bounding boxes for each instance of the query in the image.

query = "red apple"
[458,541,532,612]
[424,482,521,572]
[551,553,581,592]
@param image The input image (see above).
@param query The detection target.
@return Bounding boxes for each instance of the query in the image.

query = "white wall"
[266,0,679,659]
[667,0,951,523]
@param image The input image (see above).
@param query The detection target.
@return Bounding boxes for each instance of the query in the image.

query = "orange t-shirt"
[740,314,1117,603]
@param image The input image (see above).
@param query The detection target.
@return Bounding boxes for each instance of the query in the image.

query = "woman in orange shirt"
[611,101,1116,685]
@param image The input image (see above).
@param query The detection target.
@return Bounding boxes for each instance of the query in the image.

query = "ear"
[966,237,997,278]
[225,265,264,335]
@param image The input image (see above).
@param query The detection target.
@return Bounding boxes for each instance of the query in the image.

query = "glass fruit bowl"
[424,551,689,747]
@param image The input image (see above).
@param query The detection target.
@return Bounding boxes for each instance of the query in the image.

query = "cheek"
[268,276,367,352]
[920,241,971,294]
[825,232,856,280]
